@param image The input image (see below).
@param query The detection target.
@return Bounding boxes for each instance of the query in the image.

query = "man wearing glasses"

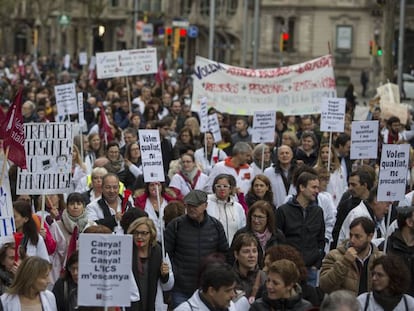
[86,173,134,232]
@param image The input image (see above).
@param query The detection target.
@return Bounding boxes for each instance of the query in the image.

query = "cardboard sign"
[380,101,408,125]
[350,121,379,160]
[252,111,276,143]
[78,234,133,307]
[138,129,165,182]
[320,97,346,132]
[16,123,73,195]
[377,144,409,202]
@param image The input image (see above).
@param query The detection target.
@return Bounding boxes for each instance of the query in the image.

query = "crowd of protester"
[0,53,414,310]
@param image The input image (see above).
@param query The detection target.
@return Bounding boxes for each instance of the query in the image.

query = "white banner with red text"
[191,55,336,116]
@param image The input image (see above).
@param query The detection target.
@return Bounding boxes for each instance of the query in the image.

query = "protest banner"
[320,97,346,132]
[377,144,409,202]
[208,113,222,143]
[138,129,165,183]
[96,48,158,79]
[78,234,133,307]
[55,83,78,117]
[252,111,276,143]
[350,121,379,160]
[16,122,73,195]
[0,155,15,245]
[192,54,336,115]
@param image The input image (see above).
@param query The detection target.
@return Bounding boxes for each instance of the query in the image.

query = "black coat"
[276,197,325,268]
[250,286,313,311]
[165,213,229,296]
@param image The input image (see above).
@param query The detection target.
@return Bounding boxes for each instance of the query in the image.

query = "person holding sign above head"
[86,173,133,232]
[0,256,56,311]
[127,217,174,311]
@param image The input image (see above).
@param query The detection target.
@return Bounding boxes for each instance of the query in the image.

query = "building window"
[110,0,119,7]
[181,0,193,15]
[226,0,238,16]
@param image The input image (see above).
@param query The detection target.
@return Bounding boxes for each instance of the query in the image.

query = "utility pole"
[252,0,260,68]
[382,0,397,82]
[397,0,406,95]
[209,0,215,60]
[133,0,139,49]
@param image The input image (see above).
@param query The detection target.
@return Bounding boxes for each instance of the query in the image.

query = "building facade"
[1,0,412,92]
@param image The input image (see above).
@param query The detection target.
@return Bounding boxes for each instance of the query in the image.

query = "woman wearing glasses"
[357,255,414,311]
[232,200,285,268]
[127,217,174,311]
[206,174,246,245]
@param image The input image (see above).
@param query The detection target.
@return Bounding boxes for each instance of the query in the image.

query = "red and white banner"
[191,55,336,116]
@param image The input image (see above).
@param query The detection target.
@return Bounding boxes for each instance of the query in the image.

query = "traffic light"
[164,27,172,47]
[279,32,289,52]
[369,40,378,55]
[377,46,383,56]
[173,28,180,59]
[32,29,38,47]
[179,28,187,51]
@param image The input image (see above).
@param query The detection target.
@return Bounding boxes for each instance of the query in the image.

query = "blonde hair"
[7,256,51,296]
[127,217,158,247]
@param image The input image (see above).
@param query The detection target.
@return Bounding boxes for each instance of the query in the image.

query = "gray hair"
[320,290,359,311]
[91,167,108,177]
[253,143,269,159]
[232,142,252,155]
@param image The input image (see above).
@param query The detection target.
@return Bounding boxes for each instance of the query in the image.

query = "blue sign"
[187,25,199,38]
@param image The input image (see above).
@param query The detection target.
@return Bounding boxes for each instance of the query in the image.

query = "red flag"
[1,88,26,169]
[155,59,164,84]
[99,105,114,145]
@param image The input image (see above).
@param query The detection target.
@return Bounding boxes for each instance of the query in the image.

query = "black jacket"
[95,195,133,231]
[52,278,77,311]
[250,285,312,311]
[276,197,325,268]
[128,243,169,311]
[164,213,229,296]
[387,229,414,296]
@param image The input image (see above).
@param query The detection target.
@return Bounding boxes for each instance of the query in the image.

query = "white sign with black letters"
[252,111,276,143]
[377,144,409,202]
[78,234,133,307]
[350,121,379,160]
[16,123,73,195]
[320,97,346,132]
[139,129,165,182]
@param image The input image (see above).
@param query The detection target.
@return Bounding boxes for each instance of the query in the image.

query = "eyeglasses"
[133,231,150,237]
[371,271,387,278]
[252,215,267,221]
[215,184,231,190]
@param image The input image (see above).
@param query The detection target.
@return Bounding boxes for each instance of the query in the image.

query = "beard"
[354,240,370,255]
